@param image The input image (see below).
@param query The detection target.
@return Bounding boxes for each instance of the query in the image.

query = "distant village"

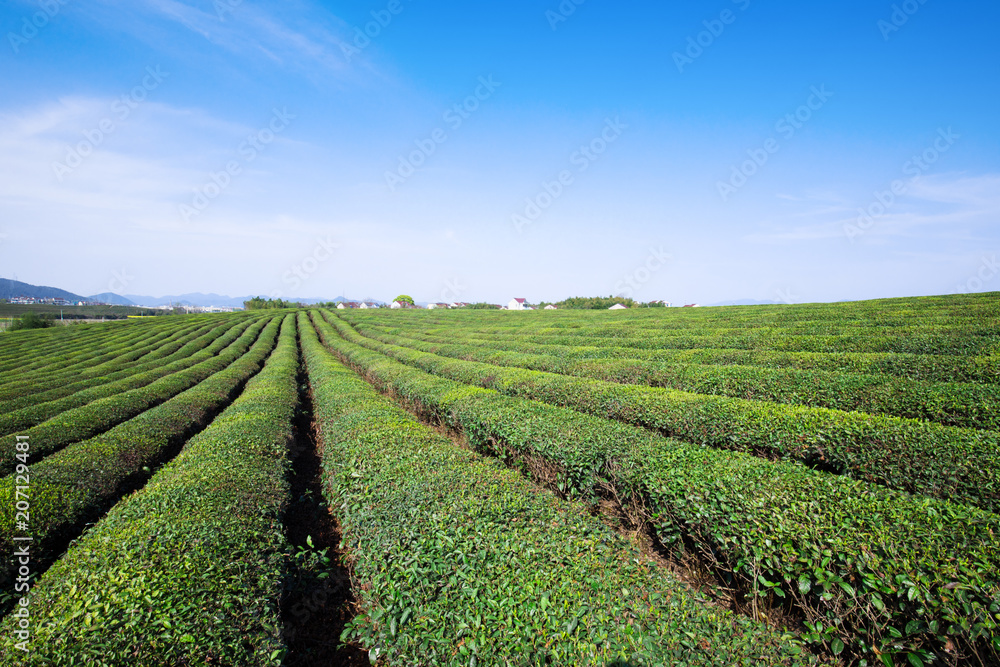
[7,294,701,313]
[335,298,698,310]
[5,296,238,313]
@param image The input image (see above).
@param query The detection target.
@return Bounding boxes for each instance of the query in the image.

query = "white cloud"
[76,0,356,78]
[745,173,1000,245]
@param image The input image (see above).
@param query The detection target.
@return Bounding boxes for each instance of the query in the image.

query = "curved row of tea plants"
[347,321,1000,430]
[388,314,996,341]
[0,317,271,475]
[0,316,253,396]
[0,315,211,375]
[0,319,229,409]
[0,318,214,394]
[324,312,1000,512]
[310,312,1000,666]
[367,320,997,356]
[0,318,256,434]
[0,320,234,412]
[0,316,297,666]
[300,313,816,667]
[349,317,999,386]
[0,317,283,600]
[0,318,154,366]
[371,303,999,351]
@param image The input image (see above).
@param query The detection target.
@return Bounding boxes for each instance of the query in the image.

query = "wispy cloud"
[76,0,355,79]
[745,173,1000,245]
[0,97,302,231]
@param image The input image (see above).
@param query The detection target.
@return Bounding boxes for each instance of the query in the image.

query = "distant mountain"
[0,279,85,302]
[87,292,136,306]
[4,280,373,308]
[124,293,249,308]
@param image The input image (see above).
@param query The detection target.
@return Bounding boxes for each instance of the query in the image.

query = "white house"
[390,301,403,309]
[337,303,346,310]
[544,305,558,310]
[609,303,627,310]
[507,297,527,311]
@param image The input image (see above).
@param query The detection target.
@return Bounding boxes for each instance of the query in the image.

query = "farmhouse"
[507,298,527,311]
[608,303,627,310]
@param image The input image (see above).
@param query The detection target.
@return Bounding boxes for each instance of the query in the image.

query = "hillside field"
[0,293,997,666]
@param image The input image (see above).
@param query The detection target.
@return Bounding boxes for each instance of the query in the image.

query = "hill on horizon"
[1,280,365,308]
[0,278,87,303]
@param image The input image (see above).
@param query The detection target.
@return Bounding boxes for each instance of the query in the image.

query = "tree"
[556,295,637,310]
[8,312,55,331]
[393,295,415,306]
[243,296,294,310]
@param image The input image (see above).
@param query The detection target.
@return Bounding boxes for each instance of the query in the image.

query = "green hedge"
[0,315,297,665]
[323,312,1000,513]
[0,317,283,606]
[309,312,1000,665]
[0,316,249,396]
[348,320,997,355]
[0,320,147,369]
[349,318,1000,386]
[0,317,207,378]
[0,319,255,434]
[349,322,1000,430]
[300,313,817,667]
[0,319,213,397]
[0,318,272,475]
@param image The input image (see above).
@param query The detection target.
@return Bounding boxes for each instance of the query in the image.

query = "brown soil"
[281,368,368,667]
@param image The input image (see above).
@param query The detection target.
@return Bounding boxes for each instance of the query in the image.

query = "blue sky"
[1,0,997,305]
